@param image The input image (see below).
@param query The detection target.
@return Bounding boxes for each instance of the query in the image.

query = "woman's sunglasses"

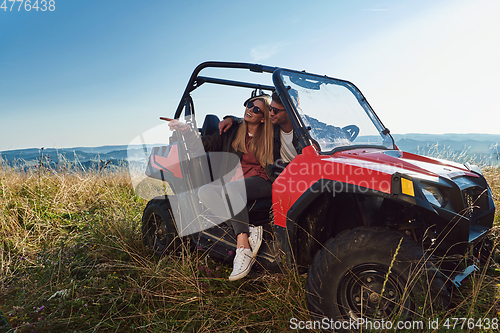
[246,101,263,114]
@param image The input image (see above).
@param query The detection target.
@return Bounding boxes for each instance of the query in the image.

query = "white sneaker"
[228,246,254,281]
[248,225,263,258]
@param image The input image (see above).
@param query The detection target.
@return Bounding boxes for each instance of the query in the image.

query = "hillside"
[393,133,500,156]
[1,133,499,169]
[0,146,149,170]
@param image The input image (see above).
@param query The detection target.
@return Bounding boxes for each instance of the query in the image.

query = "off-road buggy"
[137,61,496,323]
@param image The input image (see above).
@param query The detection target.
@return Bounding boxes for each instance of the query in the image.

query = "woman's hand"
[218,117,233,134]
[160,117,189,133]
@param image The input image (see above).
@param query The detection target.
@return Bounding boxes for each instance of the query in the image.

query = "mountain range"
[1,133,499,169]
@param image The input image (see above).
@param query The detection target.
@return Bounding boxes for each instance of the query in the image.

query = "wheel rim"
[337,264,408,320]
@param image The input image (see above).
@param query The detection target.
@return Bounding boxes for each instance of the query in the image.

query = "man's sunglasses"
[246,101,263,114]
[270,106,286,113]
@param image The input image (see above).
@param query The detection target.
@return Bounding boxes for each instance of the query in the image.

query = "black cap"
[243,88,271,106]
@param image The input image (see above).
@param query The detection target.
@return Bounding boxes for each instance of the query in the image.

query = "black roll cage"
[173,61,277,118]
[173,61,393,153]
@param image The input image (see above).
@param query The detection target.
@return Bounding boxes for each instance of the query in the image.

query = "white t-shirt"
[280,129,297,163]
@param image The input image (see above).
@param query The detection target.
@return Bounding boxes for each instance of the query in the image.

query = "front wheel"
[306,227,450,323]
[142,197,181,256]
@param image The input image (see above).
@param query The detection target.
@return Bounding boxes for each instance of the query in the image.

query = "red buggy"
[137,62,496,322]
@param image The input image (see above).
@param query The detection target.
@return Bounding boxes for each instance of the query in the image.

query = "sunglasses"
[246,101,263,114]
[270,106,286,114]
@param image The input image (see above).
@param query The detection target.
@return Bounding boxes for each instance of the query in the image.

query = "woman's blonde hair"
[231,95,274,168]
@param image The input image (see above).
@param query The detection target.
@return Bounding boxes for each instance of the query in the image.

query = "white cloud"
[250,43,283,61]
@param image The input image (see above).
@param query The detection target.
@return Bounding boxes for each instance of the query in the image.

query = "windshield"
[278,70,394,152]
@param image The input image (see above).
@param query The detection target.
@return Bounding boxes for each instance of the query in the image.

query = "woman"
[163,93,274,281]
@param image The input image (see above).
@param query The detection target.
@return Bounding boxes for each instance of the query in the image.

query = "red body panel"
[272,147,478,228]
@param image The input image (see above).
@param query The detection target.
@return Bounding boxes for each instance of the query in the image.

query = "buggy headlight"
[422,186,445,207]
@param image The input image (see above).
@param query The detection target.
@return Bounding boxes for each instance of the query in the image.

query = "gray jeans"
[198,176,272,236]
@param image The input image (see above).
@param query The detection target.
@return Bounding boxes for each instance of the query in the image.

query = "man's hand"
[218,117,233,134]
[160,117,189,133]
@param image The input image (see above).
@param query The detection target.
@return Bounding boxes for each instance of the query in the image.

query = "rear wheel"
[142,197,181,256]
[306,227,450,323]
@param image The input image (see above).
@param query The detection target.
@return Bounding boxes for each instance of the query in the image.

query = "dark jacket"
[230,116,301,161]
[200,122,242,157]
[228,116,302,181]
[184,122,275,181]
[272,124,301,162]
[266,124,302,181]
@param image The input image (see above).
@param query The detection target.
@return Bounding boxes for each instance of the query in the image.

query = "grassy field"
[1,159,499,332]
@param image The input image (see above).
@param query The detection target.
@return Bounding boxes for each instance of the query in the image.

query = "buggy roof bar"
[174,61,277,119]
[195,76,275,92]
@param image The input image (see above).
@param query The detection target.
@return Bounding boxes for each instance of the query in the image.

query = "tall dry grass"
[0,163,310,332]
[1,152,500,332]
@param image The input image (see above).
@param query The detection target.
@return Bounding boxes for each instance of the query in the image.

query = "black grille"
[463,190,474,219]
[462,187,488,221]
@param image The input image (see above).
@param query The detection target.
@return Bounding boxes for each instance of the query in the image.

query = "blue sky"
[1,0,499,151]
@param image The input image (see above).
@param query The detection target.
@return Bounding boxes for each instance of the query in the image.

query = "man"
[219,91,304,180]
[269,91,300,164]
